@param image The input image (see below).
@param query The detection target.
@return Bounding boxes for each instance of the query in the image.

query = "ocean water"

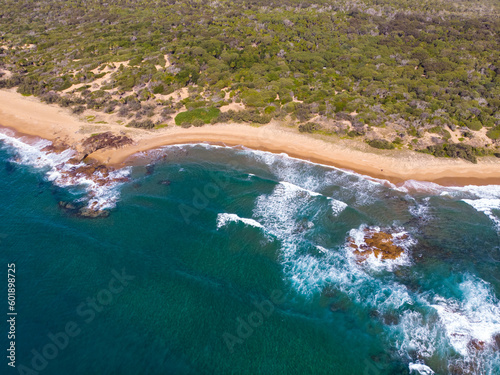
[1,131,500,375]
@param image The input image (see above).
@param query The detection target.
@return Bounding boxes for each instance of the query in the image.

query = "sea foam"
[0,129,129,210]
[216,213,264,230]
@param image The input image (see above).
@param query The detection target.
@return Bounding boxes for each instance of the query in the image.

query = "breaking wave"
[216,213,264,230]
[0,129,129,210]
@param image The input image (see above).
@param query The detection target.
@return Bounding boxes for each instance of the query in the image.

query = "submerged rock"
[467,339,485,351]
[78,207,110,218]
[5,161,15,174]
[146,164,155,175]
[58,201,77,211]
[58,201,109,218]
[492,334,500,351]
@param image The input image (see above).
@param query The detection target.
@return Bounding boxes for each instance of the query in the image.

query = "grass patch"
[85,115,96,122]
[175,107,220,126]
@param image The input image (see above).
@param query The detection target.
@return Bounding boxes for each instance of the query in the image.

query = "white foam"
[135,142,500,372]
[0,130,76,169]
[142,143,390,208]
[409,362,435,374]
[397,178,500,229]
[216,213,264,230]
[316,245,328,254]
[240,146,387,205]
[330,198,348,216]
[431,276,500,357]
[397,180,446,195]
[279,181,322,197]
[253,178,332,294]
[409,197,431,220]
[462,198,500,228]
[0,129,129,210]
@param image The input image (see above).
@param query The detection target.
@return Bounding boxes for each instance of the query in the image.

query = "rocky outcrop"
[348,228,407,262]
[56,160,129,218]
[82,132,133,154]
[59,201,110,218]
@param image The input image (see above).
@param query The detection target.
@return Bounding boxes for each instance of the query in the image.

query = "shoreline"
[1,88,500,187]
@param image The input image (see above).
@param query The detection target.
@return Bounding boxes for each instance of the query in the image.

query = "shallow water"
[1,133,500,374]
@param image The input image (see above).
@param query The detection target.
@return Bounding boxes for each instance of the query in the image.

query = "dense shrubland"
[0,0,499,161]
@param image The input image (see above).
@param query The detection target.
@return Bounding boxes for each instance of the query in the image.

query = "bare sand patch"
[220,102,246,112]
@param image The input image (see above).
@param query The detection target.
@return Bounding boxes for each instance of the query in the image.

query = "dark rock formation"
[82,132,133,154]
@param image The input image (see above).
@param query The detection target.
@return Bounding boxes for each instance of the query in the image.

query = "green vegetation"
[0,0,499,159]
[298,122,320,133]
[216,109,272,124]
[367,139,395,150]
[487,126,500,140]
[126,119,154,129]
[175,108,220,126]
[420,144,486,164]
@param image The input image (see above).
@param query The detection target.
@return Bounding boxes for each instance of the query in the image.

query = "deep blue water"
[1,132,500,375]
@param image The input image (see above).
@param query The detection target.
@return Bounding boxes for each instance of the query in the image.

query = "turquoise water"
[1,132,500,375]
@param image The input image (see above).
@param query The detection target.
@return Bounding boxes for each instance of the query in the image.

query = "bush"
[392,137,403,145]
[421,143,480,163]
[40,91,60,104]
[126,119,155,129]
[152,84,164,94]
[298,122,320,133]
[185,100,208,110]
[175,107,220,126]
[118,106,130,117]
[486,127,500,140]
[264,106,276,114]
[72,105,86,115]
[294,103,313,122]
[367,139,395,150]
[347,129,364,137]
[191,118,205,127]
[466,119,482,131]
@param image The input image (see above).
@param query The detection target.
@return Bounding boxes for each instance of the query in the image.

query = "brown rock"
[82,132,133,154]
[493,333,500,351]
[78,208,109,218]
[467,339,485,351]
[58,201,76,210]
[349,228,405,263]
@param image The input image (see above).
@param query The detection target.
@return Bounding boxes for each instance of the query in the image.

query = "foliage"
[421,144,483,163]
[175,107,220,126]
[217,109,272,124]
[367,139,395,150]
[126,119,154,129]
[487,126,500,140]
[0,0,499,154]
[298,122,320,133]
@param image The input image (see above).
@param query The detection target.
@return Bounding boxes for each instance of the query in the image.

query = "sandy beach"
[1,88,500,186]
